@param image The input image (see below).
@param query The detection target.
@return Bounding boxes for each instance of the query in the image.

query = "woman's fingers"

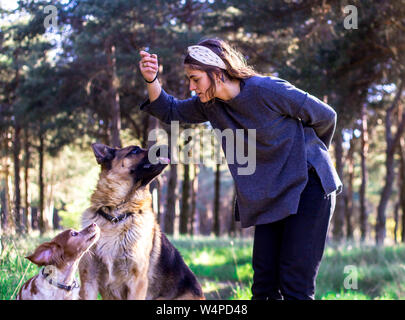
[142,57,157,65]
[141,64,158,72]
[139,50,151,57]
[140,51,157,63]
[139,50,159,82]
[140,57,158,70]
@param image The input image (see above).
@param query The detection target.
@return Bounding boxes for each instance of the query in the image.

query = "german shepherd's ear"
[91,143,116,165]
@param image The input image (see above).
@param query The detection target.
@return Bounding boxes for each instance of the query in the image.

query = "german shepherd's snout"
[79,143,204,300]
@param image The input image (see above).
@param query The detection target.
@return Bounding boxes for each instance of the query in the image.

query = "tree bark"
[213,163,221,237]
[105,40,121,148]
[13,124,22,234]
[394,202,400,243]
[360,103,369,242]
[189,164,199,236]
[400,137,405,243]
[164,163,177,235]
[142,114,151,147]
[229,185,237,237]
[332,129,345,241]
[376,79,405,245]
[23,128,31,233]
[396,104,404,243]
[1,132,13,233]
[179,164,190,235]
[376,156,396,245]
[345,133,355,240]
[163,125,177,235]
[38,132,47,235]
[146,115,161,224]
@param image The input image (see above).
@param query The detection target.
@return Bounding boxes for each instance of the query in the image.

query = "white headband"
[187,45,227,70]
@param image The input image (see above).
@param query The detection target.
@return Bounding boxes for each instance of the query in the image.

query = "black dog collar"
[96,207,134,224]
[42,268,79,292]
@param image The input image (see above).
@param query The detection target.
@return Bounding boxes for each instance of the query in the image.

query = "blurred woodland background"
[1,0,405,247]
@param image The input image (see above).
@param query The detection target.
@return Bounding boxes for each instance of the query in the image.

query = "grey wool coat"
[140,76,342,228]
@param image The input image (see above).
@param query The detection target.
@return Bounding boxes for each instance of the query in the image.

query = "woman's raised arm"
[139,50,161,103]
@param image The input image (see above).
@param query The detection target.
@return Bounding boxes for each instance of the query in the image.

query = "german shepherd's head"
[89,143,170,212]
[91,143,170,188]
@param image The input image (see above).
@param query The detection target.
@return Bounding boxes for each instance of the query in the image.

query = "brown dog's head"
[91,143,170,187]
[26,223,100,268]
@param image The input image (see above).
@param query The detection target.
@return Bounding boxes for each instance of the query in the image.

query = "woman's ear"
[214,72,225,84]
[220,73,225,83]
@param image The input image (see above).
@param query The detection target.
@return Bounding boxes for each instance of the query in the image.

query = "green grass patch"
[0,232,57,300]
[2,234,405,300]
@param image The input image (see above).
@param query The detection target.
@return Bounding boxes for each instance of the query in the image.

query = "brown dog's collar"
[42,268,79,292]
[96,207,134,224]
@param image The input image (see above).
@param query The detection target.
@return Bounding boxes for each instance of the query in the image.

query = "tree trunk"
[38,133,47,235]
[400,137,405,243]
[23,128,31,233]
[229,185,237,237]
[1,132,13,233]
[105,40,121,148]
[145,114,161,223]
[332,129,345,241]
[213,163,221,237]
[376,156,395,245]
[53,208,61,230]
[396,103,404,243]
[46,164,55,231]
[376,79,405,245]
[360,103,369,242]
[11,48,22,234]
[394,202,400,243]
[345,133,355,240]
[0,188,11,234]
[13,124,22,234]
[31,207,39,230]
[164,164,177,235]
[164,123,177,235]
[142,114,151,147]
[179,164,190,235]
[189,164,199,236]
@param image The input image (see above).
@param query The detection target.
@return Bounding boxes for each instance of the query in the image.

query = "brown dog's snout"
[81,223,99,235]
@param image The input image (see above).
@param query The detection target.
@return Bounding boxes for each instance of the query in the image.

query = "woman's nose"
[189,82,196,91]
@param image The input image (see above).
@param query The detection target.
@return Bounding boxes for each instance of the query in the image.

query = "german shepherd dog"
[79,143,204,300]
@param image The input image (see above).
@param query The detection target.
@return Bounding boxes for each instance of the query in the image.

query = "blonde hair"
[184,38,260,101]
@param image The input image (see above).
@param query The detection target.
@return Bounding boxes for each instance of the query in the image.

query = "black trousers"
[251,168,336,300]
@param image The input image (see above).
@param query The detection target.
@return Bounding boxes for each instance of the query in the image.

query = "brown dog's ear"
[26,242,64,267]
[91,143,116,165]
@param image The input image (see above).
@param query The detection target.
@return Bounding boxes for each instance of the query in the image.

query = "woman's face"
[185,66,214,103]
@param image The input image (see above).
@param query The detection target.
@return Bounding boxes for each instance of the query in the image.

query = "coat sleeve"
[258,78,337,149]
[139,88,209,124]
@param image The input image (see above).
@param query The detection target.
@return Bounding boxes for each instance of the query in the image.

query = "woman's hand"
[139,50,158,82]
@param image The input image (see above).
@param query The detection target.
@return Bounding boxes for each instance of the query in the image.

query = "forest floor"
[2,232,405,300]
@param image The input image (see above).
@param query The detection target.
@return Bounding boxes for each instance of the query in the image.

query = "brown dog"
[79,143,204,300]
[17,223,100,300]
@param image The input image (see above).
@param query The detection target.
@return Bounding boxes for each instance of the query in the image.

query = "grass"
[2,233,405,300]
[0,231,56,300]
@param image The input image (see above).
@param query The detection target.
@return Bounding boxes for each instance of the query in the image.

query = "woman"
[138,38,342,300]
